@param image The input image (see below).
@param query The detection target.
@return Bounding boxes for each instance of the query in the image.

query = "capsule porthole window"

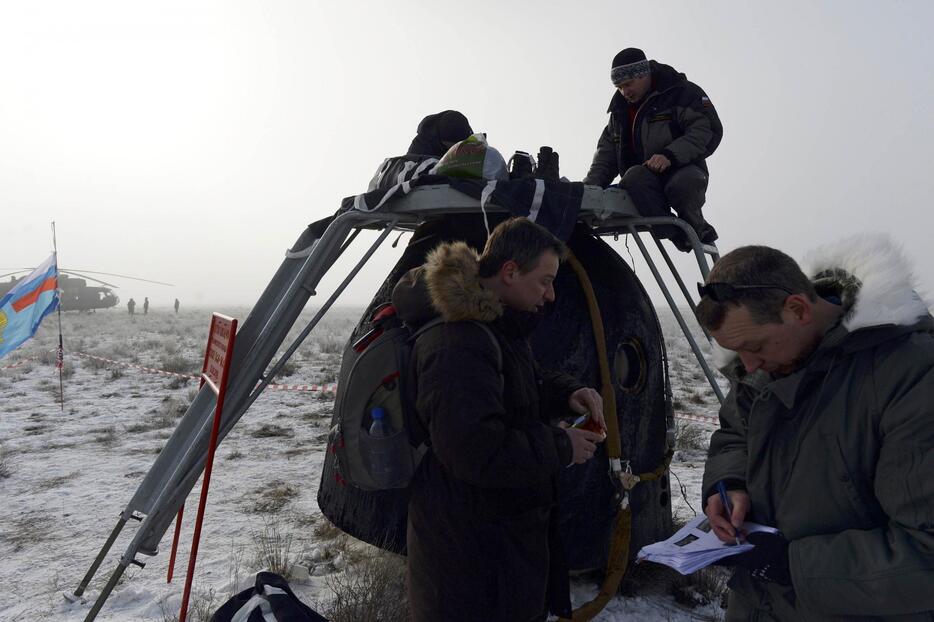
[614,338,647,394]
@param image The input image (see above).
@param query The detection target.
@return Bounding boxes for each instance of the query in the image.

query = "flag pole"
[52,221,64,411]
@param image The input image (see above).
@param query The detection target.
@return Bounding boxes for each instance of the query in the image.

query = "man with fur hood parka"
[391,217,607,622]
[697,236,934,621]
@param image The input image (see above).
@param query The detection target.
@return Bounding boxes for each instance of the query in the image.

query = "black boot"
[699,222,719,245]
[508,151,535,180]
[535,146,559,181]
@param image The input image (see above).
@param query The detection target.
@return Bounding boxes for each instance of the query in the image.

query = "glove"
[726,532,792,586]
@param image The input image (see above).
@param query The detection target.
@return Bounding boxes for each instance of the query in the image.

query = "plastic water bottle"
[369,407,392,437]
[368,407,397,486]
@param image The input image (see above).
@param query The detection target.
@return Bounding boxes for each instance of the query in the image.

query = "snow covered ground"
[0,306,726,621]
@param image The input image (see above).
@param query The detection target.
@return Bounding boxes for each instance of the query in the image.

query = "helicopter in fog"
[0,269,173,312]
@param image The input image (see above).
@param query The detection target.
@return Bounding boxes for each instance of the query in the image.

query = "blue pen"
[717,480,742,546]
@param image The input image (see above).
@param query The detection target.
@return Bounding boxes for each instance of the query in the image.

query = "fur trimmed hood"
[712,234,930,376]
[391,241,503,325]
[802,233,929,332]
[424,242,502,322]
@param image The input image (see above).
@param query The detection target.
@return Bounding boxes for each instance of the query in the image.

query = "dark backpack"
[327,304,501,491]
[209,572,327,622]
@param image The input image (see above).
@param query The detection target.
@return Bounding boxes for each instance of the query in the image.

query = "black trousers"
[620,164,718,248]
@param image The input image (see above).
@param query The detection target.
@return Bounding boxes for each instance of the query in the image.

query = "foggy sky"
[3,1,933,312]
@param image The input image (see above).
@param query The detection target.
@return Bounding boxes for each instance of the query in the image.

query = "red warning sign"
[201,313,236,394]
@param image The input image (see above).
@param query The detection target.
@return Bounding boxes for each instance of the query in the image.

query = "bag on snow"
[327,303,501,491]
[209,571,327,622]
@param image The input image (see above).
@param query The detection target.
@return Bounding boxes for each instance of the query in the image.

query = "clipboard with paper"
[636,514,779,575]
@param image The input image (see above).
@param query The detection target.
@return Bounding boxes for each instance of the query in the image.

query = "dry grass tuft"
[313,519,343,541]
[166,375,190,390]
[271,357,299,378]
[105,342,133,359]
[252,518,301,579]
[675,422,709,452]
[160,355,198,375]
[251,424,294,439]
[36,471,80,491]
[0,447,13,479]
[318,336,345,355]
[688,389,707,405]
[83,355,113,371]
[125,413,173,434]
[90,426,119,447]
[3,513,54,552]
[324,551,408,622]
[283,445,311,459]
[248,480,299,514]
[160,397,188,418]
[671,566,730,613]
[158,585,220,622]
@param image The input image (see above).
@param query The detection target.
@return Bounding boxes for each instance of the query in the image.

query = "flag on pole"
[0,254,60,358]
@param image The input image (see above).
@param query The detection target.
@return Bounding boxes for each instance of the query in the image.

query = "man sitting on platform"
[583,47,723,251]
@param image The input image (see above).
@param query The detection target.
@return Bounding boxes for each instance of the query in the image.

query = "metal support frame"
[598,217,725,404]
[652,234,708,337]
[71,514,129,599]
[244,222,397,415]
[74,210,400,621]
[73,183,728,619]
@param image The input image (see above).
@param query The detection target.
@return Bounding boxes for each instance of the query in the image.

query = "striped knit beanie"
[611,48,650,85]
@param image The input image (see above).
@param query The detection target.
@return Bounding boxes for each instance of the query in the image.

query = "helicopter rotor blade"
[60,271,120,288]
[61,270,174,287]
[0,270,31,279]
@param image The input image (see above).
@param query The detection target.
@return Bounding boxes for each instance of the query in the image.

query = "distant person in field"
[584,47,722,251]
[392,216,606,621]
[174,298,180,314]
[127,298,136,315]
[406,110,474,157]
[143,297,149,315]
[698,238,934,620]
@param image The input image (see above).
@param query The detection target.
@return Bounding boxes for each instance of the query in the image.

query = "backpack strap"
[407,319,503,448]
[412,318,501,372]
[468,321,502,373]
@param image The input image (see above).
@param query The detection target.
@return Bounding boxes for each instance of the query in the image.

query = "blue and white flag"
[0,254,59,358]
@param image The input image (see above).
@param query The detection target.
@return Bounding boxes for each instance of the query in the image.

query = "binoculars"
[509,146,560,181]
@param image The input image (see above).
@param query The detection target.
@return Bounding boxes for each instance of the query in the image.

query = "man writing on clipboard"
[697,239,934,621]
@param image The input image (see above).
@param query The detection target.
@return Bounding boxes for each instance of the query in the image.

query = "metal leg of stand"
[72,515,128,598]
[73,213,401,620]
[73,217,356,619]
[248,221,396,407]
[594,215,717,279]
[83,558,131,622]
[628,226,725,404]
[337,228,361,256]
[651,235,712,342]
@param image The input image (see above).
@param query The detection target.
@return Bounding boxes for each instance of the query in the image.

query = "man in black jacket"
[584,48,723,250]
[392,217,606,621]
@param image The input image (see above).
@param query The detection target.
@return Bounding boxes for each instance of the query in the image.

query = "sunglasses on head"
[697,282,795,303]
